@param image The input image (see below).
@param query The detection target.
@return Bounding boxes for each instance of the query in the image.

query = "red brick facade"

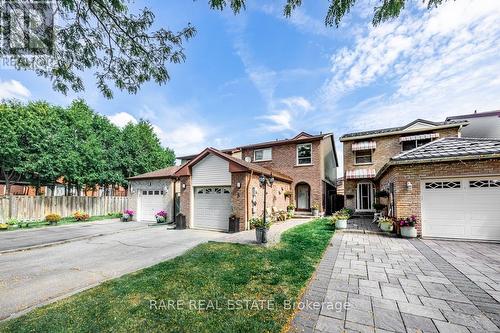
[378,158,500,235]
[343,127,461,211]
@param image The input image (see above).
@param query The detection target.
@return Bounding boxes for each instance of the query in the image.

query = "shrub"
[249,217,271,229]
[73,211,90,221]
[0,223,8,230]
[45,214,61,223]
[287,204,295,211]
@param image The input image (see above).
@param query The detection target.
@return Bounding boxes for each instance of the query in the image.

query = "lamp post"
[259,174,274,227]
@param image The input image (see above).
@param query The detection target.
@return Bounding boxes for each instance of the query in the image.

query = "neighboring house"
[131,132,338,231]
[127,166,180,223]
[340,118,500,241]
[446,110,500,138]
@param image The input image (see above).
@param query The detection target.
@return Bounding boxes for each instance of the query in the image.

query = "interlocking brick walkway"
[290,230,500,333]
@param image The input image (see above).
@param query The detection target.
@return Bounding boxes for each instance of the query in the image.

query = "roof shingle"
[127,166,180,180]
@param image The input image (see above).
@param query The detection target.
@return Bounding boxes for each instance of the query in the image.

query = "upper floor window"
[402,138,432,151]
[297,143,312,165]
[254,148,272,161]
[355,150,372,164]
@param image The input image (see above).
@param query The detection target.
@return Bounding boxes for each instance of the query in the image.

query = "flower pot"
[49,221,58,226]
[312,209,319,217]
[401,226,417,238]
[156,217,166,224]
[335,219,347,229]
[255,227,269,243]
[380,222,393,232]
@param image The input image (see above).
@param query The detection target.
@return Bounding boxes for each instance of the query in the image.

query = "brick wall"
[343,127,461,211]
[241,140,323,211]
[378,158,500,234]
[231,172,248,231]
[247,173,291,221]
[178,176,192,227]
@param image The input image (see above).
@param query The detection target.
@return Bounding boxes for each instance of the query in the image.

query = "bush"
[0,223,8,230]
[74,211,90,221]
[45,214,61,223]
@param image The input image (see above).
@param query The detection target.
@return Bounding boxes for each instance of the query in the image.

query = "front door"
[357,183,374,211]
[296,184,310,210]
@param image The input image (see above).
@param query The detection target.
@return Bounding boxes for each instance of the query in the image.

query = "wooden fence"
[0,196,129,223]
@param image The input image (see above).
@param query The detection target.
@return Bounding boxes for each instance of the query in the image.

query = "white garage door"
[421,178,500,241]
[139,190,165,222]
[194,186,231,231]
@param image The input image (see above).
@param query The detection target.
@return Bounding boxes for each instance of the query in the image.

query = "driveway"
[0,226,226,320]
[291,221,500,333]
[0,219,149,252]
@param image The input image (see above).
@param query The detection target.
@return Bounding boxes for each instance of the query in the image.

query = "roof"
[340,119,468,141]
[127,166,180,180]
[177,132,333,160]
[175,147,293,182]
[391,137,500,162]
[446,110,500,121]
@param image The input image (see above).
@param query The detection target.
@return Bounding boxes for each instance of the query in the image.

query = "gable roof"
[391,137,500,162]
[446,110,500,121]
[340,119,468,141]
[177,132,334,160]
[174,147,293,182]
[127,166,180,181]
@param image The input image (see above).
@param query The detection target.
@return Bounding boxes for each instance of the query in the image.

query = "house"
[129,132,338,231]
[127,166,180,222]
[446,110,500,138]
[340,118,500,241]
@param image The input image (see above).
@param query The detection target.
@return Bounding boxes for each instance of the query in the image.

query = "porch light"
[236,182,241,189]
[259,174,266,186]
[406,181,413,191]
[182,183,186,190]
[269,176,274,186]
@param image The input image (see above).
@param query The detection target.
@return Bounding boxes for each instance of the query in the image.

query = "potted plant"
[122,209,135,222]
[399,215,417,238]
[378,217,394,232]
[250,217,271,244]
[287,204,295,217]
[332,210,349,229]
[373,203,387,212]
[45,213,61,226]
[155,210,168,224]
[283,190,292,198]
[311,203,320,217]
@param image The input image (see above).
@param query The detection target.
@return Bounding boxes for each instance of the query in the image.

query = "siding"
[192,154,231,186]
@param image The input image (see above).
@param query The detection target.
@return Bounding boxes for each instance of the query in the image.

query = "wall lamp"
[406,181,413,191]
[236,182,241,189]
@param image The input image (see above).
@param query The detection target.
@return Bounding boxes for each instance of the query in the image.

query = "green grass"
[0,218,334,333]
[2,213,122,231]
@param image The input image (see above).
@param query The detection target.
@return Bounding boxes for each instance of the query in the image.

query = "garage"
[138,190,166,222]
[193,186,231,231]
[421,177,500,241]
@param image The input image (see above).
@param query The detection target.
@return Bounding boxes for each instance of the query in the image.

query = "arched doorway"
[295,183,311,211]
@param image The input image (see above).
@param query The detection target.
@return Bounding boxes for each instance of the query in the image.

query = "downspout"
[245,170,253,230]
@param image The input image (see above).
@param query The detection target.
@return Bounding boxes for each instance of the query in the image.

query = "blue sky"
[2,0,500,169]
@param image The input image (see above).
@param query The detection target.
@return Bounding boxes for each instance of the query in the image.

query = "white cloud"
[0,80,30,99]
[260,110,293,132]
[107,112,138,128]
[163,123,207,156]
[321,0,500,130]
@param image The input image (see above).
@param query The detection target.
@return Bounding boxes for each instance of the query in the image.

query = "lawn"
[0,218,334,333]
[0,213,122,231]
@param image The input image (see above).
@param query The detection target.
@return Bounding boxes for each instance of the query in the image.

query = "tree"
[2,0,196,98]
[209,0,448,27]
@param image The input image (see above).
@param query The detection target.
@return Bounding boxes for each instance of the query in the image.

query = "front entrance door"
[357,183,374,211]
[296,183,310,210]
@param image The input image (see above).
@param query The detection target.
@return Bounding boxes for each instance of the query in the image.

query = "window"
[355,150,372,164]
[297,143,312,165]
[425,181,461,189]
[254,148,272,161]
[469,179,500,188]
[402,138,432,151]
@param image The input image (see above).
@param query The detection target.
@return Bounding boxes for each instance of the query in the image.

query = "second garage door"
[421,178,500,241]
[194,186,231,231]
[138,190,165,222]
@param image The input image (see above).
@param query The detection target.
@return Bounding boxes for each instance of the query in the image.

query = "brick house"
[129,132,338,231]
[340,119,500,241]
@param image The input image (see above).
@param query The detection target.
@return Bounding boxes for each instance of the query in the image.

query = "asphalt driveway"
[0,226,226,320]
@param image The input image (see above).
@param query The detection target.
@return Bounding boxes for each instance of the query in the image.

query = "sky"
[2,0,500,170]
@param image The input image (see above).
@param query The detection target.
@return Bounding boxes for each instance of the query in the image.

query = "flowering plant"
[124,209,135,216]
[399,215,417,227]
[73,211,90,221]
[155,210,168,218]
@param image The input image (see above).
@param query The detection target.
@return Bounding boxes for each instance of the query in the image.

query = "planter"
[380,222,393,232]
[229,216,240,233]
[48,221,58,226]
[156,217,166,224]
[400,226,417,238]
[335,219,347,229]
[122,214,131,222]
[255,227,269,244]
[312,209,319,217]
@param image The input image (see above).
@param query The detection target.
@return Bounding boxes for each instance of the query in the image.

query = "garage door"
[421,178,500,241]
[194,186,231,231]
[139,190,165,222]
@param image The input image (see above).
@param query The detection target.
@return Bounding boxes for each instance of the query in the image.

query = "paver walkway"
[290,230,500,333]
